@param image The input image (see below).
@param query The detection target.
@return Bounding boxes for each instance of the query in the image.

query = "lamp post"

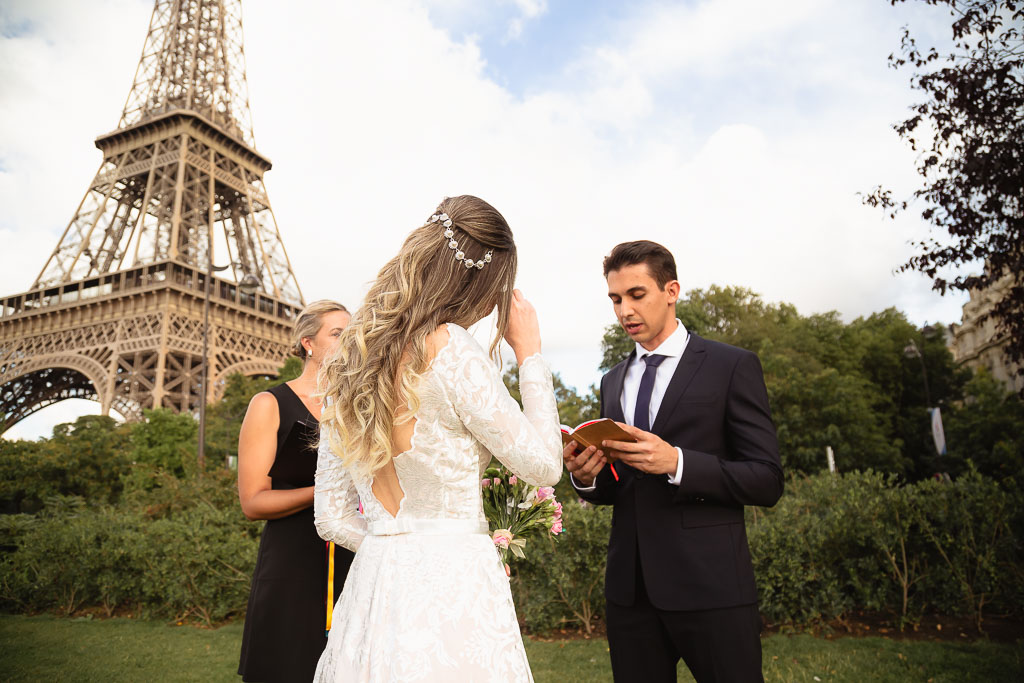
[904,333,946,456]
[903,338,932,407]
[197,263,259,473]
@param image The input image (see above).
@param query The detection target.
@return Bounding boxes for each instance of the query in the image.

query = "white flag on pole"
[930,407,947,455]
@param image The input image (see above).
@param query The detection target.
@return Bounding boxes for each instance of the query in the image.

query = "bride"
[313,195,563,682]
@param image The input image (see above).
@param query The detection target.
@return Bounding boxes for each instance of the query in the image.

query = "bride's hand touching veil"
[503,289,541,364]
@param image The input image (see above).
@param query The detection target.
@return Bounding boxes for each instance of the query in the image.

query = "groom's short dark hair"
[603,241,677,289]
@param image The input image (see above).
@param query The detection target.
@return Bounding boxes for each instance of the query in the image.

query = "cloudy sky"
[1,0,969,439]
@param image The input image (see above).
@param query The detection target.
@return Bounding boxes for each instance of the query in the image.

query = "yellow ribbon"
[325,541,335,635]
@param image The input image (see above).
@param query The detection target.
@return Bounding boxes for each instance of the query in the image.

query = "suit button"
[696,497,704,502]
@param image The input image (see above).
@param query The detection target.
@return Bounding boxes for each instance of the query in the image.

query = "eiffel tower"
[1,0,304,433]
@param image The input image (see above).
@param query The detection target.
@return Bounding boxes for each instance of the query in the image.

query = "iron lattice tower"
[1,0,305,433]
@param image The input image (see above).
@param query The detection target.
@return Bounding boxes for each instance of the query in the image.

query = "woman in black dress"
[237,300,356,682]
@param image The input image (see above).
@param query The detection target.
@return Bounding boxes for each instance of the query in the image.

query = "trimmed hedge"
[748,469,1023,629]
[0,471,260,626]
[511,469,1023,633]
[1,469,1021,632]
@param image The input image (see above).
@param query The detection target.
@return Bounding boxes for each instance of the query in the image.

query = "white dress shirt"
[575,319,689,490]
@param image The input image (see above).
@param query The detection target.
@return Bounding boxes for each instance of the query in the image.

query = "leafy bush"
[748,469,1024,629]
[511,469,1023,634]
[747,472,890,624]
[2,465,1020,634]
[512,498,611,634]
[911,471,1020,629]
[0,497,135,616]
[0,473,259,626]
[133,504,257,625]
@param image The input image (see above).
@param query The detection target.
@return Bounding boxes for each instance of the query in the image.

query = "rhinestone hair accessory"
[429,212,493,270]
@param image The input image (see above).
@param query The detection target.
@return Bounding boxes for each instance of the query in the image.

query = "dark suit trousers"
[606,554,764,683]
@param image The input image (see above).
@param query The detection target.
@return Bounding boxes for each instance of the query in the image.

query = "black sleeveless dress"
[238,383,355,682]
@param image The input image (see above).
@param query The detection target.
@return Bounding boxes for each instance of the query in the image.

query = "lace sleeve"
[314,425,367,552]
[445,333,563,486]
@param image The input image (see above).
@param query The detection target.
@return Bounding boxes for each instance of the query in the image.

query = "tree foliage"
[203,356,301,468]
[0,416,131,512]
[595,286,1024,482]
[0,359,300,512]
[128,409,198,477]
[945,367,1024,478]
[865,0,1024,373]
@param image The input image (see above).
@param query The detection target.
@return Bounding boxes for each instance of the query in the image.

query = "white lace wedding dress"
[313,323,563,682]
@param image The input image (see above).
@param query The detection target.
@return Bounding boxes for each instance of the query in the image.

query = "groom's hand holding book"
[564,420,681,486]
[561,418,634,486]
[599,422,680,476]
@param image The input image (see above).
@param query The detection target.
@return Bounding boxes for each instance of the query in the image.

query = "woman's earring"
[307,348,313,357]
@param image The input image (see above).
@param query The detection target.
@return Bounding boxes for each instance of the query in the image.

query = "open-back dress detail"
[312,324,562,682]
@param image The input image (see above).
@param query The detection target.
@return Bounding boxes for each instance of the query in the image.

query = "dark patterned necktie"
[633,354,667,432]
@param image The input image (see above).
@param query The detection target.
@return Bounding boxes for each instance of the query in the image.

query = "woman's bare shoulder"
[246,390,279,418]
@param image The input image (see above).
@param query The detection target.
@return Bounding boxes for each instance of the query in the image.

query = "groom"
[566,240,783,682]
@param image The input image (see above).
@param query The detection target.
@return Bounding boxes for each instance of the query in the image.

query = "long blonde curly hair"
[319,195,518,477]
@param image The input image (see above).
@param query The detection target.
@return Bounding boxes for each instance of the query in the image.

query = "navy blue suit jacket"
[576,334,783,611]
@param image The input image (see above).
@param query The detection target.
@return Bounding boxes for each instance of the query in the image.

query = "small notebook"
[561,418,636,461]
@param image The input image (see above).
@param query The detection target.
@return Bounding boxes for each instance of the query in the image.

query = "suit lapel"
[603,351,633,423]
[651,334,708,433]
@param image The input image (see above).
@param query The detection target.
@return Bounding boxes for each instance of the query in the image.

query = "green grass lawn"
[1,614,1021,682]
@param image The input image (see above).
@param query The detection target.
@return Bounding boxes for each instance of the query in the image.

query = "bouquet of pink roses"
[481,464,562,565]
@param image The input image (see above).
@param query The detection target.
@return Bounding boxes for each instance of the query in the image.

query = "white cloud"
[0,0,151,292]
[584,0,821,80]
[1,0,970,439]
[504,0,547,40]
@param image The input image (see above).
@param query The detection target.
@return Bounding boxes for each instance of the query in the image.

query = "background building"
[949,272,1023,394]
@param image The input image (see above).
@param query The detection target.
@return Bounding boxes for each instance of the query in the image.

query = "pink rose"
[550,520,563,534]
[481,478,491,488]
[536,486,555,501]
[553,501,563,520]
[494,477,502,485]
[509,475,518,486]
[492,529,514,549]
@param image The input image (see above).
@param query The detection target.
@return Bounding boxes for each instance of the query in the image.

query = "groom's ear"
[664,279,681,301]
